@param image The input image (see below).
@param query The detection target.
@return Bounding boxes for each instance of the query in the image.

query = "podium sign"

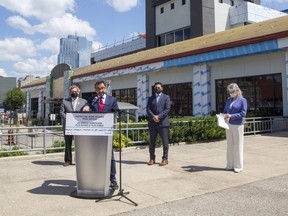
[66,112,115,198]
[65,112,114,136]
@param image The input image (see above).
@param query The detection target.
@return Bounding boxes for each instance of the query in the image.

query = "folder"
[216,113,229,130]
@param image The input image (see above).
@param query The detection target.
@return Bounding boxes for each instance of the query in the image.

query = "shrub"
[44,140,65,153]
[0,146,29,157]
[113,132,131,149]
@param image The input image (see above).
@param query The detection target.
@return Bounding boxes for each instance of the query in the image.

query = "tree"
[3,88,26,112]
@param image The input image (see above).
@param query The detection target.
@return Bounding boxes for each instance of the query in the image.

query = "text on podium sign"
[65,112,114,136]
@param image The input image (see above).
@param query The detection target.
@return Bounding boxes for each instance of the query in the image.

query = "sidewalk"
[0,132,287,216]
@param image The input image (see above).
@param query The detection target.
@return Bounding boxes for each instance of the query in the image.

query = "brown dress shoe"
[147,160,155,165]
[159,159,168,166]
[63,162,71,167]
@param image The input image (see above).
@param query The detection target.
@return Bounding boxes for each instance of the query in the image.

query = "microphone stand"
[96,110,138,206]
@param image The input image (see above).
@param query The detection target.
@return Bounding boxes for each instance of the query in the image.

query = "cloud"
[6,16,34,34]
[106,0,140,12]
[33,14,96,40]
[0,68,8,77]
[92,41,104,52]
[0,38,37,62]
[0,0,74,21]
[37,37,60,54]
[12,55,57,77]
[6,13,96,40]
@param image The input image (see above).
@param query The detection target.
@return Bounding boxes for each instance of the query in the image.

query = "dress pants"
[64,135,73,163]
[225,124,244,170]
[110,150,116,182]
[149,126,169,160]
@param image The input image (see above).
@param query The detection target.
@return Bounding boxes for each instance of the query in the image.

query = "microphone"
[91,96,99,106]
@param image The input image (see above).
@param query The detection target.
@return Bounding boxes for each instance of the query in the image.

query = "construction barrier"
[7,129,15,145]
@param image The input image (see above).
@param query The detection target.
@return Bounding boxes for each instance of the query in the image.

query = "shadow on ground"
[182,165,226,172]
[32,160,64,166]
[28,179,76,196]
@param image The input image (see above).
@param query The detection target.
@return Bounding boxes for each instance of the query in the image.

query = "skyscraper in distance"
[57,35,92,68]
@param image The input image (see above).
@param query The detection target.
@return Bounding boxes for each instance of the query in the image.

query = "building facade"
[21,3,288,123]
[145,0,285,49]
[57,35,92,68]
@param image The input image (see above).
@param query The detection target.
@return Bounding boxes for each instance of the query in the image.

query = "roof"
[21,76,47,89]
[118,102,138,110]
[21,15,288,88]
[73,15,288,79]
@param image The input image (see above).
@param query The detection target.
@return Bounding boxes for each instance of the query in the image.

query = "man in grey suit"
[60,85,87,166]
[146,82,171,166]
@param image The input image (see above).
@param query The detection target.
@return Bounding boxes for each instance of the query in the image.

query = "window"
[157,27,191,47]
[157,35,165,47]
[175,30,184,42]
[230,0,234,6]
[182,0,186,5]
[171,3,174,10]
[157,83,192,116]
[219,0,223,3]
[112,88,137,105]
[160,7,164,14]
[216,74,283,116]
[166,32,174,45]
[183,28,191,40]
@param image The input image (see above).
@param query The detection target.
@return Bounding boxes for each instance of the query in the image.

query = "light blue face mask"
[230,93,237,98]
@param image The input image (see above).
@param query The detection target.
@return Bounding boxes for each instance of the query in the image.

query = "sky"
[0,0,287,79]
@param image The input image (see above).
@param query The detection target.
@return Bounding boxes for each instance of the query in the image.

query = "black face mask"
[154,88,162,94]
[70,92,78,98]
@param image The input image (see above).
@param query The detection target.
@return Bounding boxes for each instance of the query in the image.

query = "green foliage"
[113,132,131,149]
[0,146,29,157]
[119,116,226,148]
[3,88,26,111]
[169,116,226,143]
[44,140,65,153]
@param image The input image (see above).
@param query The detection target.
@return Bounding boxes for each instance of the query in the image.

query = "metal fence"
[0,116,287,155]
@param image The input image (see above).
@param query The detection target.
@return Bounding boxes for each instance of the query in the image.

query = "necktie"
[156,94,160,103]
[99,96,104,112]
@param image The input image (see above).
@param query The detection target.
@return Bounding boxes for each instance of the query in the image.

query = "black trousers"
[149,126,169,160]
[64,135,73,163]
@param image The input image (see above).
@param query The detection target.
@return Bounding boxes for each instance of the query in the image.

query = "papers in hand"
[216,113,229,129]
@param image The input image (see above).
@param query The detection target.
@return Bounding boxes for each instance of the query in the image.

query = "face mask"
[70,92,78,98]
[230,93,237,98]
[154,87,162,94]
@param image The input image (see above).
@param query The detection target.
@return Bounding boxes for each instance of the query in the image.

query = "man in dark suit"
[147,82,171,166]
[60,85,87,167]
[82,79,119,190]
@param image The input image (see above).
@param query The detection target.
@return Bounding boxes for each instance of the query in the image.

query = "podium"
[65,112,114,198]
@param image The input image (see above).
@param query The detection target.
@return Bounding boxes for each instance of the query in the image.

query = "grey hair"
[69,85,80,93]
[227,83,242,96]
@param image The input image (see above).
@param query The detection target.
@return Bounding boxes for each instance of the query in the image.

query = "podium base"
[70,189,114,199]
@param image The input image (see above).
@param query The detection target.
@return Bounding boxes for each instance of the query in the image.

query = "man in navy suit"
[83,79,119,190]
[60,85,87,166]
[146,82,171,166]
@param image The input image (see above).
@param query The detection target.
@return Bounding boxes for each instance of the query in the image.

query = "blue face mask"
[230,93,237,98]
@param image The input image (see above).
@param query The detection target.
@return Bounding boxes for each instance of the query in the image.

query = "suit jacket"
[223,96,247,125]
[60,97,87,130]
[147,93,171,127]
[87,94,119,116]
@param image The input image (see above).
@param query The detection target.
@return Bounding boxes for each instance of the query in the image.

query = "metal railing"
[0,116,287,155]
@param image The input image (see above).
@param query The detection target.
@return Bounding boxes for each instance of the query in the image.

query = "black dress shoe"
[110,181,119,190]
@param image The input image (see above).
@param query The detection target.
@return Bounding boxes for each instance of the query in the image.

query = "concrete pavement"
[0,131,287,216]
